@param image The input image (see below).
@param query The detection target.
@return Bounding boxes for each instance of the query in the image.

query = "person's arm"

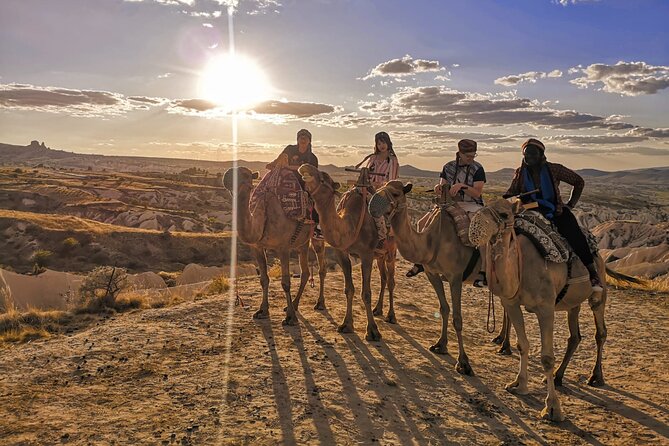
[461,166,485,199]
[553,164,584,208]
[388,156,399,181]
[502,167,522,199]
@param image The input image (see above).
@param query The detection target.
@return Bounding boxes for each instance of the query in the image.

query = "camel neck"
[390,205,438,265]
[311,187,354,249]
[488,230,521,299]
[234,185,264,244]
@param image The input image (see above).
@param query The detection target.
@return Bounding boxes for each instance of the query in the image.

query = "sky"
[1,0,668,171]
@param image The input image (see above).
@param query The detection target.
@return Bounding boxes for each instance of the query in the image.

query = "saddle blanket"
[250,168,311,221]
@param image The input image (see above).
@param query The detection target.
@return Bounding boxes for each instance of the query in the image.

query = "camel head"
[369,181,412,219]
[468,198,518,247]
[298,164,340,197]
[222,167,259,192]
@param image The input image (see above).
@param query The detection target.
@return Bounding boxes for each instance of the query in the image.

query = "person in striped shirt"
[366,131,399,253]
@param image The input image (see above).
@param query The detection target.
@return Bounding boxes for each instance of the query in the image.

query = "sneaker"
[473,272,487,288]
[590,276,604,293]
[406,264,424,278]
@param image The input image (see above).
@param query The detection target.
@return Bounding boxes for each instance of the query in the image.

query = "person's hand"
[449,183,467,197]
[434,184,443,195]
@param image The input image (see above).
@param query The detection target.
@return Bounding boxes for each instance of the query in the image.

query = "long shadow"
[258,319,297,445]
[604,385,669,415]
[299,315,380,443]
[287,319,337,444]
[320,310,428,443]
[568,384,669,439]
[386,323,551,446]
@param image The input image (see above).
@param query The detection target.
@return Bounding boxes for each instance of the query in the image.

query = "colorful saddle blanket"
[250,168,312,221]
[514,211,598,264]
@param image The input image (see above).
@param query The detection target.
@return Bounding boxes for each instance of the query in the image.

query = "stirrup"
[473,272,487,288]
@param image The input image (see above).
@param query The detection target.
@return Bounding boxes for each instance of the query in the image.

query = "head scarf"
[521,138,546,154]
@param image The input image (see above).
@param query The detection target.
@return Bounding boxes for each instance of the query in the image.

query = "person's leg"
[553,208,602,291]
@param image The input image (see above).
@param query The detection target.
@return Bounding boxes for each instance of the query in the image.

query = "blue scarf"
[523,165,556,219]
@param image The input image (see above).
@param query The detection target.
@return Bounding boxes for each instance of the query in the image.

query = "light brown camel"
[468,198,610,422]
[223,167,327,326]
[370,181,482,375]
[298,164,397,342]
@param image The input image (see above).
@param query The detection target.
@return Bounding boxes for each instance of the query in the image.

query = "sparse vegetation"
[207,274,230,295]
[78,266,129,311]
[0,307,72,343]
[31,249,53,269]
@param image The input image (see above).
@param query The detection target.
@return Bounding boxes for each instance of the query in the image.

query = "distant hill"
[1,141,667,184]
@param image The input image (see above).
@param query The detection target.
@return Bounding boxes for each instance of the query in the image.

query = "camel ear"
[402,183,413,194]
[252,171,259,179]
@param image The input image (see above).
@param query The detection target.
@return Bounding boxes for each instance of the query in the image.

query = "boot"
[586,263,603,293]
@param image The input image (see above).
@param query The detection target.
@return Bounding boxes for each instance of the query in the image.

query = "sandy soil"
[1,258,668,445]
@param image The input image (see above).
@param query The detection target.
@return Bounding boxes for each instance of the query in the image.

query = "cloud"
[554,0,599,5]
[362,55,445,80]
[169,98,336,118]
[0,83,164,117]
[495,70,563,86]
[569,61,669,96]
[124,0,281,15]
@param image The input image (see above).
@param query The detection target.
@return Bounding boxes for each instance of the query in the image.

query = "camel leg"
[291,244,311,311]
[537,307,565,422]
[553,305,581,387]
[495,308,512,356]
[588,281,607,387]
[372,256,386,317]
[450,280,473,375]
[361,255,382,342]
[384,251,397,324]
[252,247,270,320]
[336,250,355,333]
[279,251,298,327]
[425,271,450,355]
[504,303,530,395]
[312,239,327,311]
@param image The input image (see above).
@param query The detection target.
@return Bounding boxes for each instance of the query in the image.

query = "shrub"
[208,274,230,295]
[78,266,129,310]
[31,250,53,268]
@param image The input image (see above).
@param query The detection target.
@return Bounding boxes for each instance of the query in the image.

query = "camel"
[298,164,397,342]
[370,181,484,375]
[223,167,327,326]
[468,198,613,422]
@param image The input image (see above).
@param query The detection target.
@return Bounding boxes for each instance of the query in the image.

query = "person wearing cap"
[407,139,487,282]
[364,131,400,253]
[504,138,603,292]
[266,129,323,238]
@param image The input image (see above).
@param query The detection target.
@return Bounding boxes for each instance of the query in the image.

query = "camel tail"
[605,266,644,285]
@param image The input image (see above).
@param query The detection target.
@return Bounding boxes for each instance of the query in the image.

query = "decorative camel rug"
[250,168,312,221]
[514,211,598,264]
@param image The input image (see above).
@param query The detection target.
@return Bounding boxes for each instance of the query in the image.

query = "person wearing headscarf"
[407,139,487,283]
[364,131,400,253]
[504,138,603,292]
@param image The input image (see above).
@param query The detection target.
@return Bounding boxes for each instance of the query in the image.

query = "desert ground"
[1,257,668,445]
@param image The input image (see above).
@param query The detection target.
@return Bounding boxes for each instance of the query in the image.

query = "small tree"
[31,250,53,271]
[79,266,128,309]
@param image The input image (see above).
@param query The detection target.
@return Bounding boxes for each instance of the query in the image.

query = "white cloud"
[569,61,669,96]
[362,55,445,80]
[495,70,563,86]
[554,0,599,5]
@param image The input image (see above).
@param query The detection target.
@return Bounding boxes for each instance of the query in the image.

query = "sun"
[199,53,272,111]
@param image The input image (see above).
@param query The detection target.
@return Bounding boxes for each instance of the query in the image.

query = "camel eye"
[498,212,508,219]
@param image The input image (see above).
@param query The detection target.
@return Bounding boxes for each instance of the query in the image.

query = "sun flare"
[199,53,272,111]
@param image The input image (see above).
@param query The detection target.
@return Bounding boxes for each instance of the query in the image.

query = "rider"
[504,138,603,292]
[266,129,323,238]
[365,131,399,253]
[407,139,487,285]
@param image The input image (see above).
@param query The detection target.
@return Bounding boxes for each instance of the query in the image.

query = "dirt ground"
[1,258,668,445]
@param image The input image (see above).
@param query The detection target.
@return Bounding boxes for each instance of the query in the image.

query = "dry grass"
[207,274,230,295]
[0,307,72,343]
[606,276,669,294]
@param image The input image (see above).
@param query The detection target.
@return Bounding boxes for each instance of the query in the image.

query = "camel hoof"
[372,307,383,317]
[505,381,529,395]
[588,375,605,387]
[497,345,512,356]
[429,343,448,355]
[541,405,566,423]
[385,314,397,324]
[337,323,354,334]
[365,327,382,342]
[282,315,298,327]
[313,302,326,311]
[491,335,504,345]
[253,309,269,319]
[456,361,474,376]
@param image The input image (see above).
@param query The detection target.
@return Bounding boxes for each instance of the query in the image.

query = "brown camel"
[223,167,327,326]
[298,164,397,341]
[370,181,482,375]
[468,198,611,422]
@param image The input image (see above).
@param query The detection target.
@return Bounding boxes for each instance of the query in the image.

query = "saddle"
[250,167,312,221]
[421,188,475,247]
[514,210,598,264]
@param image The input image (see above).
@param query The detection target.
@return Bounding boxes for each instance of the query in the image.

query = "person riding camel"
[362,131,399,253]
[407,139,487,285]
[266,129,323,238]
[503,138,603,292]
